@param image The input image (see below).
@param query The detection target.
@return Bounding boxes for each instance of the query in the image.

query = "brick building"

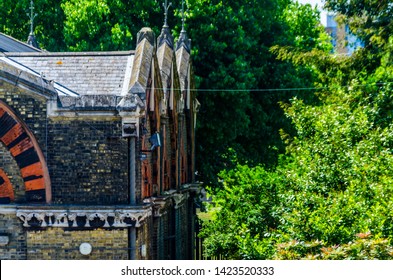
[325,14,363,55]
[0,25,200,259]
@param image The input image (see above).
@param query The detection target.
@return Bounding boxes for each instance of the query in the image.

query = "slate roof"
[0,55,78,97]
[6,51,135,96]
[0,32,41,53]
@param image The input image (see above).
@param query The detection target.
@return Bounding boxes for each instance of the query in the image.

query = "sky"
[297,0,328,26]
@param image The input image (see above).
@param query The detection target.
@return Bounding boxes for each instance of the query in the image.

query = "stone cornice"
[12,206,152,228]
[143,188,195,216]
[143,196,173,217]
[173,192,189,209]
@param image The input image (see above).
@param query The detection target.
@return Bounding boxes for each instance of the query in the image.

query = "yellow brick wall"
[135,221,152,259]
[27,228,128,260]
[0,214,26,260]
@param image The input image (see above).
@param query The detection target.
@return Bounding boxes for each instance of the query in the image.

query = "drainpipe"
[129,137,136,205]
[129,136,136,260]
[160,123,165,194]
[178,114,182,190]
[119,111,140,260]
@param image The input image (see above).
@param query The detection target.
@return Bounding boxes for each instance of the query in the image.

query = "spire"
[157,0,174,48]
[176,0,191,52]
[26,0,39,49]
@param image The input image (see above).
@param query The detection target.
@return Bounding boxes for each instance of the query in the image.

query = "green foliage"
[61,0,162,51]
[274,235,393,260]
[201,81,393,258]
[190,0,329,186]
[274,46,393,242]
[324,0,393,47]
[201,1,393,259]
[62,0,113,51]
[201,46,393,260]
[0,0,164,51]
[200,164,281,259]
[0,0,66,51]
[282,2,332,52]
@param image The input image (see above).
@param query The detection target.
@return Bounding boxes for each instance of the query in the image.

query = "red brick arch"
[0,169,14,203]
[0,100,51,203]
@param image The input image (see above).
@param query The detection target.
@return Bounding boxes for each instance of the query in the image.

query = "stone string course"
[16,208,152,228]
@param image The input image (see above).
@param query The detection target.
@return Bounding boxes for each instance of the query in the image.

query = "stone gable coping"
[157,43,174,97]
[0,59,57,99]
[157,26,174,49]
[128,39,155,98]
[176,47,190,92]
[176,30,191,53]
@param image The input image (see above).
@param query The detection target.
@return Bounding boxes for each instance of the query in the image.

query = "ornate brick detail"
[16,208,152,228]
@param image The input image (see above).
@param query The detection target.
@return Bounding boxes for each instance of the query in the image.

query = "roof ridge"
[5,50,135,57]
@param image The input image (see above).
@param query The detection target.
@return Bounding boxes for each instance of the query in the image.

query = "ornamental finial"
[181,0,186,31]
[163,0,172,28]
[27,0,37,35]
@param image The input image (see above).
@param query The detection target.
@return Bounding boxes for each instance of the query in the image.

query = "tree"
[324,0,393,47]
[277,61,393,246]
[201,59,393,258]
[201,0,393,260]
[61,0,163,51]
[187,0,329,187]
[199,164,281,259]
[0,0,66,51]
[0,0,167,51]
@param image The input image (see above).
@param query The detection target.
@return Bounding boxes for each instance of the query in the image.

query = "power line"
[191,87,321,92]
[147,81,393,93]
